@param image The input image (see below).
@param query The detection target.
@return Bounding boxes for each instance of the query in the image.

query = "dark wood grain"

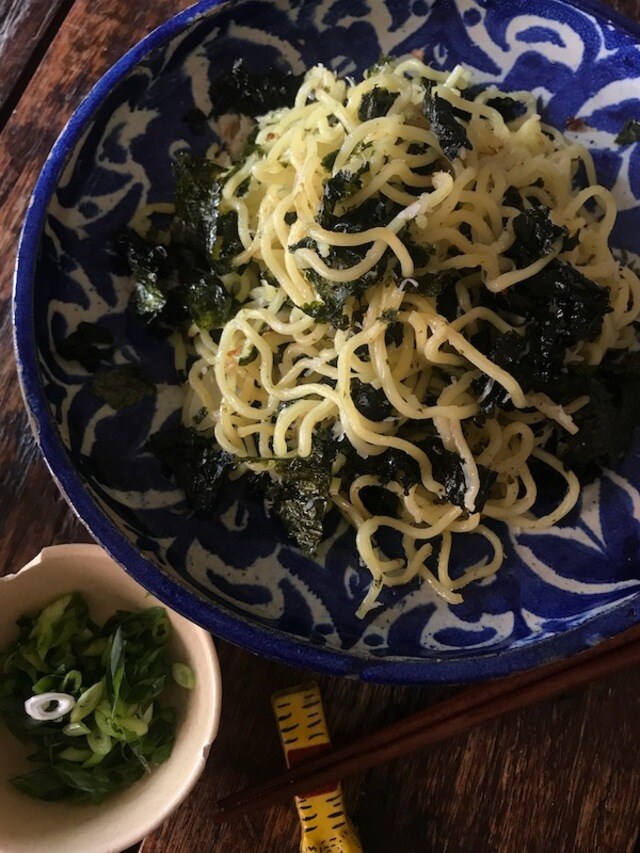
[1,2,640,853]
[609,0,640,15]
[0,0,73,118]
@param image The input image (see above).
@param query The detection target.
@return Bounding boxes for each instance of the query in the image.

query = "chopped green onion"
[20,646,47,673]
[87,730,112,756]
[70,680,104,723]
[151,617,170,645]
[83,638,108,657]
[61,670,83,694]
[58,747,92,762]
[82,751,107,768]
[172,663,196,689]
[0,593,193,803]
[63,722,91,738]
[94,708,126,740]
[114,699,137,718]
[33,593,73,659]
[32,675,55,694]
[119,716,149,738]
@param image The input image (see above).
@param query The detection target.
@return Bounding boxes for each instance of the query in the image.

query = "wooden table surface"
[2,1,640,851]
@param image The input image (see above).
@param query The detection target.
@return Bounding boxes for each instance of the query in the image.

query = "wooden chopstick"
[215,624,640,822]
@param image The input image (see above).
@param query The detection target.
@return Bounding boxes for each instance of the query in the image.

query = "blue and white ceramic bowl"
[13,0,640,683]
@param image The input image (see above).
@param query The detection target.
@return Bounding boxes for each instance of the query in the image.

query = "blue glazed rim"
[12,0,640,684]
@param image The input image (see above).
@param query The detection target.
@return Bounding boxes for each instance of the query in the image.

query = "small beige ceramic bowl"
[0,543,222,853]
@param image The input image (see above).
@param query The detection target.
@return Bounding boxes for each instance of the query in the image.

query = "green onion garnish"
[172,663,196,690]
[0,593,195,803]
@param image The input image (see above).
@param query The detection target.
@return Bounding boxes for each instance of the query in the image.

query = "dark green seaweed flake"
[485,95,527,123]
[172,152,223,259]
[358,87,397,122]
[319,165,369,226]
[423,88,472,160]
[265,437,335,555]
[507,206,567,268]
[554,351,640,478]
[210,58,303,117]
[321,150,339,172]
[92,365,155,410]
[192,406,209,425]
[339,438,496,512]
[351,378,393,422]
[148,426,234,514]
[615,119,640,145]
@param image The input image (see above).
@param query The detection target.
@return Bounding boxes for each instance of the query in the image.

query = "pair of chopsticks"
[216,623,640,822]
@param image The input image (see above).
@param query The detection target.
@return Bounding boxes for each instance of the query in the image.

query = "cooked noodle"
[163,58,640,614]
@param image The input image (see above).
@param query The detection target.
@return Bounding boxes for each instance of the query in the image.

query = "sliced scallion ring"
[87,730,112,756]
[172,663,196,689]
[24,692,76,722]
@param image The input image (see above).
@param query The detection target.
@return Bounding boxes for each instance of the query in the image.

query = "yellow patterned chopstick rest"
[272,682,363,853]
